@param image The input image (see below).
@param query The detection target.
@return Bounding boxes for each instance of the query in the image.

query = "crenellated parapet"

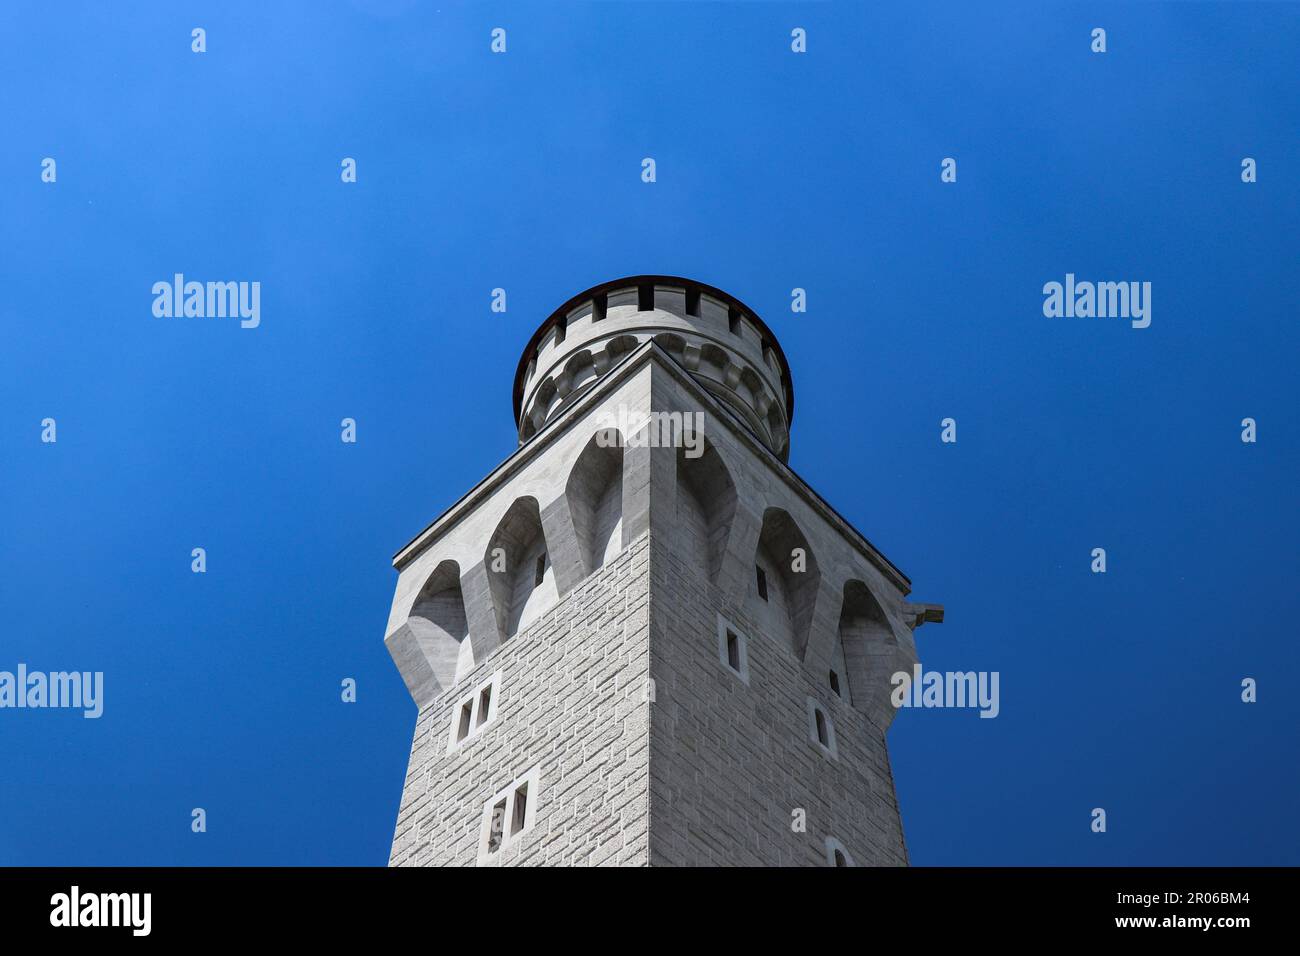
[513,276,795,461]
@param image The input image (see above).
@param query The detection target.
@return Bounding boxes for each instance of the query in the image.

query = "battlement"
[513,276,795,461]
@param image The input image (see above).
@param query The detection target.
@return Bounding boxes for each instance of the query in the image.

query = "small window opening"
[638,284,654,312]
[728,306,741,335]
[726,631,740,672]
[488,799,507,854]
[554,316,566,345]
[815,708,829,747]
[593,293,607,321]
[457,702,473,742]
[477,685,493,727]
[535,553,547,587]
[829,671,841,697]
[685,287,701,317]
[834,850,848,867]
[755,565,768,601]
[511,783,529,836]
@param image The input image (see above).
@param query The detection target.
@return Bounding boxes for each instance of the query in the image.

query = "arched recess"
[566,429,624,576]
[838,579,899,722]
[754,508,820,655]
[604,333,639,364]
[384,559,470,708]
[484,496,556,640]
[674,437,736,582]
[408,559,472,681]
[562,350,596,395]
[653,332,686,362]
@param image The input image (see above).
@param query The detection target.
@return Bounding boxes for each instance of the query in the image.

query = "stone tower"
[383,276,942,866]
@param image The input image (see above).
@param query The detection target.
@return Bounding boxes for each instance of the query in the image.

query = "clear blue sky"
[2,1,1296,866]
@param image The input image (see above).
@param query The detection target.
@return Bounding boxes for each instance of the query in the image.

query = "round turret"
[513,276,795,460]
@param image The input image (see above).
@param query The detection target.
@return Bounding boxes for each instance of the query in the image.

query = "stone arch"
[600,335,637,369]
[653,332,686,360]
[383,559,471,708]
[484,496,556,640]
[698,342,728,379]
[738,365,766,407]
[674,437,737,582]
[766,405,788,457]
[407,559,471,679]
[838,579,900,725]
[754,508,820,655]
[605,333,639,360]
[562,349,597,394]
[522,378,560,441]
[566,429,624,576]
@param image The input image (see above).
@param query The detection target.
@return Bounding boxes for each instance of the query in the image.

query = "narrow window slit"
[511,783,529,835]
[487,799,507,854]
[457,702,473,742]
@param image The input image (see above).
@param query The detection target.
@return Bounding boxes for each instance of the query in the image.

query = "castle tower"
[383,276,943,866]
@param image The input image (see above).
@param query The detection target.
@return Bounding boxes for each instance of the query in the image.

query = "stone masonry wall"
[647,530,909,866]
[389,532,652,866]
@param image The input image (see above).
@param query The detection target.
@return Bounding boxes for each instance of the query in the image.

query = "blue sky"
[1,1,1297,866]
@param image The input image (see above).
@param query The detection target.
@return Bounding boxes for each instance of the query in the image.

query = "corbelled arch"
[754,507,821,656]
[484,496,556,640]
[565,429,625,577]
[383,559,469,708]
[674,436,737,583]
[838,578,909,729]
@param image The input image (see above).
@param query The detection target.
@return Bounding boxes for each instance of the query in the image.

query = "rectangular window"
[478,765,542,864]
[756,565,768,601]
[806,697,838,760]
[511,783,529,835]
[728,306,741,335]
[829,671,841,697]
[457,701,473,742]
[593,293,607,322]
[638,284,654,312]
[716,613,750,685]
[446,671,503,753]
[487,799,507,855]
[554,316,566,345]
